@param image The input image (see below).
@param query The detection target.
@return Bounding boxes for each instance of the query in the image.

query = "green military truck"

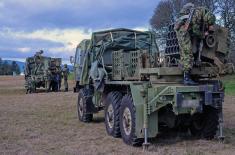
[71,39,90,92]
[24,52,62,93]
[72,27,232,146]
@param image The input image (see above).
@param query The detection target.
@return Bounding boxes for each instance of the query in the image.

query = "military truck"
[72,27,232,147]
[71,39,90,92]
[24,52,62,93]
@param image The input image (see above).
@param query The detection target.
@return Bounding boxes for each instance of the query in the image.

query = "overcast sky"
[0,0,159,62]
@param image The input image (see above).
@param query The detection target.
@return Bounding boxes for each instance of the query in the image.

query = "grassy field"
[68,72,75,81]
[222,74,235,95]
[0,76,235,155]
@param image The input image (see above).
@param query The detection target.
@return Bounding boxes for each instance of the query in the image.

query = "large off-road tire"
[190,106,219,139]
[104,91,122,138]
[74,81,82,93]
[77,88,93,122]
[120,95,143,146]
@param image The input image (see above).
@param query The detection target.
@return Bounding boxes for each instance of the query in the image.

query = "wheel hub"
[123,107,132,136]
[107,104,114,129]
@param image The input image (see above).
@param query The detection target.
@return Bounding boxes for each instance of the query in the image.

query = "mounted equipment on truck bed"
[72,27,229,147]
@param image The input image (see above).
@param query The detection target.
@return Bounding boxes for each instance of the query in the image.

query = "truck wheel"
[74,81,81,92]
[104,91,122,138]
[77,89,93,122]
[120,95,143,146]
[190,106,219,139]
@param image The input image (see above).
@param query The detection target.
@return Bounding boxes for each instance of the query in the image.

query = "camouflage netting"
[80,28,159,85]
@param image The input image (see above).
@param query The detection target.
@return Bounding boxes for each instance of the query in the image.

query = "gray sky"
[0,0,159,61]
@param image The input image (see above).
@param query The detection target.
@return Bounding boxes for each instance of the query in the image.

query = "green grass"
[222,74,235,96]
[68,72,75,81]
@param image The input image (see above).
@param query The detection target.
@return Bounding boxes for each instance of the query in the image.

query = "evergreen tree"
[11,61,21,75]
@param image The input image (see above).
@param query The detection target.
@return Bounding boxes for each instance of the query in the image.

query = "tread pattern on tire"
[77,88,93,122]
[104,91,122,138]
[202,106,219,139]
[190,106,219,139]
[120,95,143,146]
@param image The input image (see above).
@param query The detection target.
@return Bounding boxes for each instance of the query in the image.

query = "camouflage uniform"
[34,50,43,56]
[48,60,58,92]
[62,64,69,91]
[46,69,52,92]
[174,3,216,72]
[57,68,62,91]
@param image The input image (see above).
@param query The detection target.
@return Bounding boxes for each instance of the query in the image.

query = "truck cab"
[72,39,90,92]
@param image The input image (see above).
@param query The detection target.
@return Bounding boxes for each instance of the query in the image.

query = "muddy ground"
[0,76,235,155]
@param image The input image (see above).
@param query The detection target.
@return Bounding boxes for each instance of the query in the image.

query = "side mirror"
[70,56,75,64]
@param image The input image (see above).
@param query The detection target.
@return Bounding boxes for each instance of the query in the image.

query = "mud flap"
[85,101,99,114]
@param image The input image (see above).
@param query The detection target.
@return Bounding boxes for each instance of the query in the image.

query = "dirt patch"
[0,76,235,155]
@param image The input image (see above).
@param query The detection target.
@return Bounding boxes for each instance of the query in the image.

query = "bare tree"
[217,0,235,62]
[150,0,174,51]
[150,0,174,30]
[193,0,218,13]
[150,0,218,29]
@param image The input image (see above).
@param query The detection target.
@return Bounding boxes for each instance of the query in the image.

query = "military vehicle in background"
[71,27,232,147]
[24,51,62,93]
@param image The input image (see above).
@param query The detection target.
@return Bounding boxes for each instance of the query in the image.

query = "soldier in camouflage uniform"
[34,50,43,57]
[48,60,58,92]
[62,64,69,92]
[174,3,216,85]
[57,67,62,91]
[46,68,53,92]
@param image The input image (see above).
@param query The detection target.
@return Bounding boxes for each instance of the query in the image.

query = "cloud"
[12,28,92,57]
[17,47,31,53]
[0,27,91,59]
[0,0,158,30]
[0,1,4,8]
[0,0,159,61]
[0,26,148,59]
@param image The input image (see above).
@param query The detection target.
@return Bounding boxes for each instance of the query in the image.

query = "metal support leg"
[218,108,224,141]
[141,83,150,151]
[143,128,150,151]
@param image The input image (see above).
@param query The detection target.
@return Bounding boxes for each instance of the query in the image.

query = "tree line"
[0,58,21,75]
[150,0,235,63]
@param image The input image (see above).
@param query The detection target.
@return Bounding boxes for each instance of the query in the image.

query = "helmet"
[35,50,43,57]
[180,3,195,15]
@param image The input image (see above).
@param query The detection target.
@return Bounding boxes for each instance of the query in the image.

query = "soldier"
[46,69,51,92]
[34,50,43,57]
[57,67,62,91]
[62,64,69,92]
[48,60,58,92]
[174,3,216,85]
[55,71,60,91]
